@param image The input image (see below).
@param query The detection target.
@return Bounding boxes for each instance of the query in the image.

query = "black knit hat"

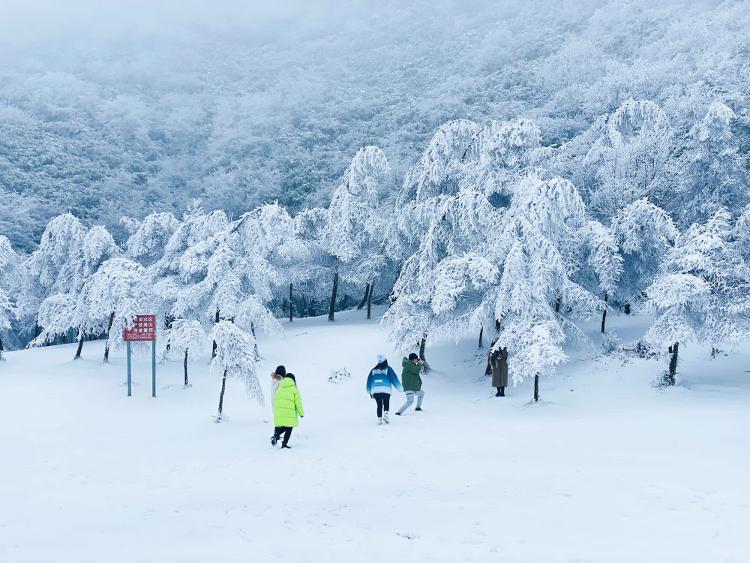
[275,365,286,376]
[408,353,419,361]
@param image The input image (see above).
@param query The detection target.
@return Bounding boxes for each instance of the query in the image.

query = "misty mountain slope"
[1,0,748,249]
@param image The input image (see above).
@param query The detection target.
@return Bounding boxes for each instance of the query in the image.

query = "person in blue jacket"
[366,354,402,425]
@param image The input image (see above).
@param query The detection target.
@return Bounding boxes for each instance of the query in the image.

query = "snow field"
[1,310,749,563]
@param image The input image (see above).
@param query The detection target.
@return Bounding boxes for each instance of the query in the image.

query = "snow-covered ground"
[1,309,749,563]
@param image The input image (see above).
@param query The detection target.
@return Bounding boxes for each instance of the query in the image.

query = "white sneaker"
[378,418,383,425]
[383,412,390,424]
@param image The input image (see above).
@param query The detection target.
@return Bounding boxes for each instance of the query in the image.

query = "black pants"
[273,426,293,446]
[373,393,390,417]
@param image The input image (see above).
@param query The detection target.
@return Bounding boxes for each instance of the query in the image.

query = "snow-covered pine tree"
[487,177,601,401]
[31,225,119,357]
[322,146,390,320]
[0,290,15,360]
[164,319,206,388]
[75,257,150,362]
[386,118,543,364]
[210,320,262,422]
[17,213,87,338]
[579,220,623,333]
[460,118,543,198]
[167,207,283,360]
[151,208,230,291]
[292,207,338,318]
[151,208,230,354]
[384,187,500,359]
[125,212,181,267]
[397,119,481,209]
[611,198,678,312]
[582,99,672,220]
[0,235,19,357]
[670,101,750,226]
[645,209,750,384]
[234,203,310,322]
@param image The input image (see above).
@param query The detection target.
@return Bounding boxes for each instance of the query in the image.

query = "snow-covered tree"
[30,225,119,357]
[291,207,339,318]
[384,187,501,360]
[486,177,601,401]
[164,206,287,361]
[387,174,602,400]
[234,203,310,322]
[397,119,481,208]
[579,220,623,332]
[125,212,180,267]
[386,118,545,357]
[17,213,87,334]
[152,208,230,288]
[210,320,262,421]
[322,146,390,320]
[150,208,231,349]
[645,209,750,384]
[582,99,672,219]
[460,118,543,198]
[611,198,678,310]
[164,319,206,388]
[0,235,19,357]
[75,257,150,362]
[670,101,750,226]
[0,291,15,360]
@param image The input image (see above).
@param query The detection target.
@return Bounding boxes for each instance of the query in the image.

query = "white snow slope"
[1,309,749,563]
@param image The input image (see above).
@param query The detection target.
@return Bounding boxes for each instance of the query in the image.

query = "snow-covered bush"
[600,331,621,355]
[328,367,351,384]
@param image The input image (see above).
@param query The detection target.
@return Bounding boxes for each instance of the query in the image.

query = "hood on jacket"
[279,377,297,389]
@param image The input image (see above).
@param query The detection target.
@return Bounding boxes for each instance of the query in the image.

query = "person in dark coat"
[489,346,509,397]
[395,353,425,415]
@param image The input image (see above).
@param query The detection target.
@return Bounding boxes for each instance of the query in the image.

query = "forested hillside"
[1,0,748,249]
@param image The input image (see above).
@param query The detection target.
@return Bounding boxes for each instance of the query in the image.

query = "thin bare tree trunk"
[668,342,679,385]
[184,348,189,388]
[251,322,259,360]
[103,312,115,363]
[419,333,429,372]
[478,325,484,349]
[289,283,293,322]
[211,309,220,358]
[601,292,608,333]
[533,373,540,402]
[367,281,374,319]
[328,271,339,322]
[357,283,370,310]
[74,332,85,360]
[217,369,228,420]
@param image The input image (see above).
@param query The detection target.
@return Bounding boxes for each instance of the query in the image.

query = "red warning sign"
[124,315,157,342]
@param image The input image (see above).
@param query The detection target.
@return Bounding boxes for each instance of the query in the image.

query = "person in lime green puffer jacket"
[272,374,304,449]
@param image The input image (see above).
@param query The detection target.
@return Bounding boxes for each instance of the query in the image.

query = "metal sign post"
[127,341,132,396]
[124,314,157,398]
[151,336,156,398]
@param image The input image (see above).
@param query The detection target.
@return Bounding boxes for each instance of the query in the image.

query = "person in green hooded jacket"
[395,353,425,415]
[272,374,304,449]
